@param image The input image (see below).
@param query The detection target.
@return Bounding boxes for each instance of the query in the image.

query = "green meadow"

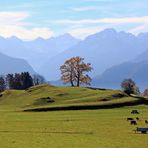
[0,106,148,148]
[0,84,147,148]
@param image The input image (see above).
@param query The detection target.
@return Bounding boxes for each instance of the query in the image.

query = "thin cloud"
[66,16,148,39]
[71,6,98,12]
[0,25,54,40]
[52,16,148,25]
[0,11,29,26]
[68,27,105,39]
[0,11,54,40]
[129,24,148,35]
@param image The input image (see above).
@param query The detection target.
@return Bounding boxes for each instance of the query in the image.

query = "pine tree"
[0,76,6,92]
[6,72,33,90]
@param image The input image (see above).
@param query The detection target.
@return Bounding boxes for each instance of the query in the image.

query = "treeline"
[0,72,46,92]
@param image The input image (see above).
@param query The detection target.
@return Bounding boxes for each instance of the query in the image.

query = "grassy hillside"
[0,84,144,111]
[0,84,147,148]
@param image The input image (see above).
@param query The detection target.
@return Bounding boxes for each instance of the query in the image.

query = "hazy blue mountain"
[0,34,80,70]
[135,50,148,63]
[92,60,148,90]
[91,32,148,90]
[0,52,35,75]
[138,32,148,45]
[39,29,148,81]
[133,32,148,62]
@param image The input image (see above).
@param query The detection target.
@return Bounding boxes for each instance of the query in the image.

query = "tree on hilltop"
[60,56,92,86]
[121,79,140,95]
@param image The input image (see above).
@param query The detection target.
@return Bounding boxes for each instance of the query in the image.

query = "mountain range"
[38,29,148,81]
[0,34,80,70]
[0,52,35,75]
[91,47,148,90]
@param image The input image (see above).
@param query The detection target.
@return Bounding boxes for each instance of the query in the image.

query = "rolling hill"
[0,84,145,111]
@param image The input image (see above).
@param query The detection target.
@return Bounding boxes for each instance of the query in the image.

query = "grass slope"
[0,84,144,111]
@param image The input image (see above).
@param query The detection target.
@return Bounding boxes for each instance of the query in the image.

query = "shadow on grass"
[24,98,147,112]
[0,130,93,135]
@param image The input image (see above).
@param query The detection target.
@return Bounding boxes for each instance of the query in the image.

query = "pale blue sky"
[0,0,148,40]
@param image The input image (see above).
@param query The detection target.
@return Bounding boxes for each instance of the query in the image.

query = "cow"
[145,120,148,124]
[127,117,134,121]
[136,117,139,120]
[131,120,137,125]
[131,110,139,114]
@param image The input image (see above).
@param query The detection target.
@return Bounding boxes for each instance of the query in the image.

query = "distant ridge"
[0,34,80,70]
[92,60,148,90]
[0,52,35,75]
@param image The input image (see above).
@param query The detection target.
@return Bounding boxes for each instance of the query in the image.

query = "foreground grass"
[0,105,148,148]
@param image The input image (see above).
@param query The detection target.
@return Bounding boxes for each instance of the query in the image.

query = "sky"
[0,0,148,40]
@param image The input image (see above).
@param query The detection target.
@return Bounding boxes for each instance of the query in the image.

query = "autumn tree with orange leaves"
[60,57,92,87]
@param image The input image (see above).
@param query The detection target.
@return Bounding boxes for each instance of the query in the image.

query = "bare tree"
[32,74,46,85]
[60,57,92,86]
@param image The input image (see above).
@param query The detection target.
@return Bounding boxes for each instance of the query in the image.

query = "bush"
[121,79,140,95]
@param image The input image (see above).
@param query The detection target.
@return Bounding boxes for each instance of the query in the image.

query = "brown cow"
[131,120,137,125]
[145,120,148,124]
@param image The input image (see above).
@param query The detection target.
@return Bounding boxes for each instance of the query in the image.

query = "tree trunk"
[77,80,79,87]
[77,72,80,87]
[71,81,74,87]
[70,71,74,87]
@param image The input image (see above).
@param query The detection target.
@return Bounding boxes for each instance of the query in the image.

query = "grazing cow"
[131,110,139,114]
[136,117,139,120]
[127,117,134,121]
[145,120,148,124]
[131,120,137,125]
